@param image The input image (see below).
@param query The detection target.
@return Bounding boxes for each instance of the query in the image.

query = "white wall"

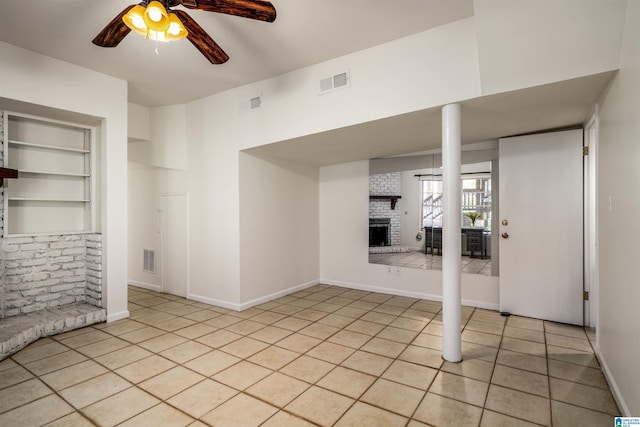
[319,161,499,309]
[474,0,625,95]
[127,162,162,290]
[127,162,187,291]
[596,0,640,416]
[185,95,242,305]
[150,104,187,170]
[127,103,187,169]
[179,10,620,310]
[0,41,129,321]
[183,18,482,307]
[238,152,319,305]
[247,17,481,146]
[127,101,188,292]
[127,103,150,142]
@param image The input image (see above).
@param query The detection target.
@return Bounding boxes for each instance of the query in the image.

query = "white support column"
[442,103,462,362]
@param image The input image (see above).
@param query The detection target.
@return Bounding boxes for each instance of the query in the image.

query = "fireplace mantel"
[369,195,401,209]
[0,167,18,186]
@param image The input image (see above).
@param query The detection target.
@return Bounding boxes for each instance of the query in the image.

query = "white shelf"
[9,140,90,153]
[4,112,96,236]
[19,170,90,178]
[9,197,91,202]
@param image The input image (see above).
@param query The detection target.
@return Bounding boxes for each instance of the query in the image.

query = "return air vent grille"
[250,96,262,110]
[319,70,350,94]
[239,94,263,113]
[143,249,156,273]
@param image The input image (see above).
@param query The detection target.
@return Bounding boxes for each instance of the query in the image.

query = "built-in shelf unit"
[3,112,96,236]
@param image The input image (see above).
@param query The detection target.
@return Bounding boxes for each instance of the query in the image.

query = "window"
[422,178,443,228]
[421,174,492,231]
[462,176,492,230]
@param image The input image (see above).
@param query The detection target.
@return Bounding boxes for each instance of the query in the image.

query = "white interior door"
[161,194,188,298]
[499,129,583,325]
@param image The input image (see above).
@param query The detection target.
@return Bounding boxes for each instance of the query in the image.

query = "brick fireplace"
[369,172,401,246]
[0,111,105,359]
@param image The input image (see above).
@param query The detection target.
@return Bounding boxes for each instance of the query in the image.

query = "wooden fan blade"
[179,0,276,23]
[173,10,229,64]
[92,5,135,47]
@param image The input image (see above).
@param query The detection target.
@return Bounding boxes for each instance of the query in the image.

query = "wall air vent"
[143,249,156,273]
[239,94,263,113]
[250,96,262,110]
[319,70,350,95]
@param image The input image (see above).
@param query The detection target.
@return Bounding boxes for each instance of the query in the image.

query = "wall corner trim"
[598,349,631,416]
[128,280,162,293]
[189,280,320,312]
[106,310,130,323]
[237,280,320,311]
[188,294,242,311]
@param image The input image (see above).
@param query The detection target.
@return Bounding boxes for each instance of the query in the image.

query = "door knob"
[501,232,509,239]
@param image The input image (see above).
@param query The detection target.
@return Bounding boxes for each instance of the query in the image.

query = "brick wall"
[1,234,102,317]
[369,172,401,246]
[85,234,103,307]
[0,111,103,319]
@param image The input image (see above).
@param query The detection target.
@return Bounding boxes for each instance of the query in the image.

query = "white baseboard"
[129,280,161,292]
[107,310,130,323]
[460,299,500,311]
[320,279,500,311]
[187,294,241,311]
[238,280,319,311]
[178,275,498,314]
[321,278,443,301]
[188,279,319,312]
[598,348,630,416]
[319,278,499,311]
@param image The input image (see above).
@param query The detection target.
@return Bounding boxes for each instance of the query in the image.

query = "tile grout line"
[0,302,584,426]
[545,319,554,426]
[10,330,106,426]
[0,285,618,426]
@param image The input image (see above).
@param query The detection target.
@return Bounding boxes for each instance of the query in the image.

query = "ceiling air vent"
[319,70,350,95]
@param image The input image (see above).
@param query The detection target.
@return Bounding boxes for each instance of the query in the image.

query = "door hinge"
[584,291,589,301]
[583,146,589,156]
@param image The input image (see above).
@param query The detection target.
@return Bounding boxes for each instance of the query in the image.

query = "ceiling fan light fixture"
[143,1,170,32]
[147,29,167,42]
[165,13,188,41]
[94,0,277,64]
[122,4,148,36]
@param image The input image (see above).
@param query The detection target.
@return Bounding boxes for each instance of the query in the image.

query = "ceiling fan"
[92,0,277,64]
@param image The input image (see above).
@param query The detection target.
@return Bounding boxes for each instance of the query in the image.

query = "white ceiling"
[0,0,473,107]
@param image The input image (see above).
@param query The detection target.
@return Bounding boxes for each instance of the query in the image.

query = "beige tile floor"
[0,284,618,426]
[369,251,492,276]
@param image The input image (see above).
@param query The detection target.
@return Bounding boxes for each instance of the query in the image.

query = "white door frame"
[160,192,190,298]
[584,108,599,330]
